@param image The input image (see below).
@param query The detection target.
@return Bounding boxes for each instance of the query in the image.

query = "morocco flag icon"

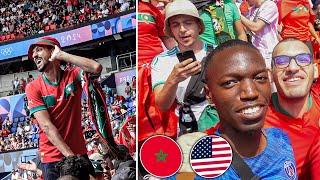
[140,135,183,178]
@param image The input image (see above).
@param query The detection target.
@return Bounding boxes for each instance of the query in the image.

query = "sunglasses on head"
[272,53,312,69]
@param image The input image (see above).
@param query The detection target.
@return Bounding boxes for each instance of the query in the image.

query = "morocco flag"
[140,135,182,177]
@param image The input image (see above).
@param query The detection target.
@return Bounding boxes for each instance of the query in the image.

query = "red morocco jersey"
[25,67,87,163]
[138,1,165,65]
[264,93,320,180]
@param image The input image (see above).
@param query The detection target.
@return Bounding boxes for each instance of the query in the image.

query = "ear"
[204,84,214,105]
[197,20,203,34]
[313,63,319,80]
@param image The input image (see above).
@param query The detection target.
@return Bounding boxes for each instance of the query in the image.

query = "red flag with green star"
[140,135,182,178]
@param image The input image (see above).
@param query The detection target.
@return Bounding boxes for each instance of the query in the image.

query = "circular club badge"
[190,135,232,178]
[140,135,183,178]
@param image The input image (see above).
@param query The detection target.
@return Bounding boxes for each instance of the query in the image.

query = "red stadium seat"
[5,34,10,40]
[0,35,5,41]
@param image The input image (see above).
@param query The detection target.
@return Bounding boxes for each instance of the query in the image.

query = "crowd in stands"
[8,87,136,179]
[0,116,39,153]
[8,74,33,96]
[0,0,135,43]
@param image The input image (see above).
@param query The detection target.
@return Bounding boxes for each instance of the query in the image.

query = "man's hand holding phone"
[166,50,201,85]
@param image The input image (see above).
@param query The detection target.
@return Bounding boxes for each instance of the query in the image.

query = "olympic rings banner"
[0,11,136,61]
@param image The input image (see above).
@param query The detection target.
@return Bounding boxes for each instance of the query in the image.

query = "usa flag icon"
[190,135,233,178]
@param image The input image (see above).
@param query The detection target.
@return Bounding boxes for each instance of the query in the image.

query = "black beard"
[38,63,48,72]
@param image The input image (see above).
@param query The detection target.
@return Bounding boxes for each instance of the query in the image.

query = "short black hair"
[204,40,261,81]
[56,156,91,180]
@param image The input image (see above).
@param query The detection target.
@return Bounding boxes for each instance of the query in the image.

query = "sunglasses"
[272,53,312,69]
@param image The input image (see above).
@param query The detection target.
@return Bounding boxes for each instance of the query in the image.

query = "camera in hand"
[84,130,96,139]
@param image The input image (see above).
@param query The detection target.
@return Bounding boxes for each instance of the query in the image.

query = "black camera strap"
[231,149,261,180]
[178,44,214,135]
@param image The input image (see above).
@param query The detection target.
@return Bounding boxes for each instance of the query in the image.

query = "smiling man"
[265,38,320,179]
[203,40,297,179]
[151,0,211,135]
[25,36,102,180]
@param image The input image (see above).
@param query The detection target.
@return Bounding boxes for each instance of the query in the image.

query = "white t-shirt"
[248,0,279,68]
[151,43,209,121]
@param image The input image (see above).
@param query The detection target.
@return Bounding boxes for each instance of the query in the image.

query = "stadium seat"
[32,134,40,142]
[128,101,133,108]
[0,35,5,41]
[5,34,10,40]
[13,117,19,123]
[12,122,17,128]
[10,127,16,133]
[19,117,25,122]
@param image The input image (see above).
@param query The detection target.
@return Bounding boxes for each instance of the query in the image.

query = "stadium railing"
[116,51,136,71]
[0,71,40,97]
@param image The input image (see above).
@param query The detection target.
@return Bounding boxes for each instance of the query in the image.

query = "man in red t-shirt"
[25,36,102,180]
[265,38,320,179]
[138,0,177,144]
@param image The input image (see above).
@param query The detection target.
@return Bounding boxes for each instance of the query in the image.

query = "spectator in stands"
[138,0,175,64]
[201,40,297,179]
[111,119,120,136]
[265,38,320,179]
[31,120,40,139]
[130,76,136,99]
[2,116,12,130]
[120,0,130,12]
[124,81,131,100]
[0,0,134,42]
[151,0,209,135]
[197,0,247,46]
[25,36,101,180]
[278,0,320,53]
[240,0,279,69]
[16,123,24,135]
[1,127,10,138]
[19,78,27,93]
[24,121,33,141]
[12,77,20,95]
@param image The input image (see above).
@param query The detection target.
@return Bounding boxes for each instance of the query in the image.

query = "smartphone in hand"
[176,50,196,63]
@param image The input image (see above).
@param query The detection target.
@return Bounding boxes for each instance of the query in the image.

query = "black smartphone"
[176,50,196,63]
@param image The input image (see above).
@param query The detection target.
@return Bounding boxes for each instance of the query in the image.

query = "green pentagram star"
[155,149,168,162]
